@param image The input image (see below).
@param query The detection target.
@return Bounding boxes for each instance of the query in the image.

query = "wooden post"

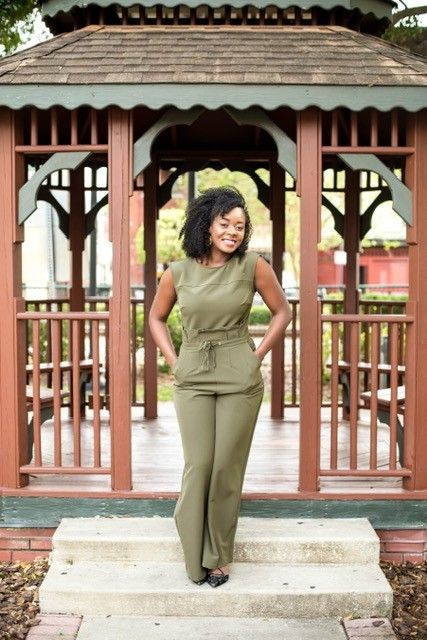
[406,111,427,490]
[0,108,28,488]
[143,162,158,419]
[343,169,360,318]
[270,163,285,419]
[69,166,86,313]
[297,108,322,493]
[108,107,132,490]
[343,169,360,418]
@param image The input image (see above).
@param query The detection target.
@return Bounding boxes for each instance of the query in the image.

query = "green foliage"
[383,16,425,54]
[167,306,183,353]
[190,168,271,227]
[360,292,407,302]
[249,305,271,325]
[0,0,38,54]
[135,209,186,266]
[157,208,186,263]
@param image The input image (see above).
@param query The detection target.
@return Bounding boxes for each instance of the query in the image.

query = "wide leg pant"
[172,332,264,583]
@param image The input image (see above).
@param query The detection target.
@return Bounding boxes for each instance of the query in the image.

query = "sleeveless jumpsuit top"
[170,251,264,395]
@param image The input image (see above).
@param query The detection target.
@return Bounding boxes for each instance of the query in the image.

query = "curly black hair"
[179,186,252,259]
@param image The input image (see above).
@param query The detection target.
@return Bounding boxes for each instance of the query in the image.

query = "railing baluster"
[349,321,359,469]
[370,322,379,469]
[389,322,399,469]
[51,319,62,466]
[72,319,81,466]
[92,321,101,467]
[330,321,339,469]
[32,320,42,466]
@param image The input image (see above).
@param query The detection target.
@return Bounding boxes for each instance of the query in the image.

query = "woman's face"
[208,207,246,255]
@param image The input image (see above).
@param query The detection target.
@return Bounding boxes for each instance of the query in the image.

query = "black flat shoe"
[207,568,229,588]
[192,574,208,585]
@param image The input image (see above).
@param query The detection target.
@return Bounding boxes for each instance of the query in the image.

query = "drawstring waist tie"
[180,324,254,372]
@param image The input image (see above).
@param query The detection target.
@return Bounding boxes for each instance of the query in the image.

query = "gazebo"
[0,0,426,507]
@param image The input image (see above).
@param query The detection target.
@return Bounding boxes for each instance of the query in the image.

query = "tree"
[382,4,427,56]
[0,0,39,55]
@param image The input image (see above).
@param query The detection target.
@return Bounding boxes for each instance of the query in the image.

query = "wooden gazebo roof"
[0,24,426,111]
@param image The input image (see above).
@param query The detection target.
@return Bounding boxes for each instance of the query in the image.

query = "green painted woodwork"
[18,152,91,225]
[2,85,426,113]
[0,497,425,529]
[133,106,203,178]
[41,0,393,20]
[339,153,412,226]
[225,106,297,179]
[158,160,270,208]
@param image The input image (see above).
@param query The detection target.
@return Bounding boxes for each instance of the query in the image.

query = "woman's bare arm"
[148,268,179,369]
[253,256,292,361]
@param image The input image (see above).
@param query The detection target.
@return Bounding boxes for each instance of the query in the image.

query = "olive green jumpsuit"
[170,251,264,583]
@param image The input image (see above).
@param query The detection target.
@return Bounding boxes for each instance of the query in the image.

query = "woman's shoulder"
[235,251,261,281]
[168,257,192,286]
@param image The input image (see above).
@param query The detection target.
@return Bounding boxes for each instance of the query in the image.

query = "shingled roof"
[0,25,426,110]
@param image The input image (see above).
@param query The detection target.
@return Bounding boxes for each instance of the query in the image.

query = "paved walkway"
[25,614,398,640]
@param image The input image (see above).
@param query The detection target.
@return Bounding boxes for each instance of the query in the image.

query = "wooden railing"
[24,297,407,412]
[18,311,109,475]
[25,297,145,406]
[320,313,414,478]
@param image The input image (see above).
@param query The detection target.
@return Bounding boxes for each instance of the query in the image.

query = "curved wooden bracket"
[133,106,204,178]
[339,153,412,226]
[225,106,297,179]
[37,185,70,237]
[18,152,91,225]
[322,194,344,238]
[158,159,269,208]
[360,187,392,239]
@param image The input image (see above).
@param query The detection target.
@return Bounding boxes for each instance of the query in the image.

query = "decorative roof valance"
[0,24,425,111]
[41,0,394,19]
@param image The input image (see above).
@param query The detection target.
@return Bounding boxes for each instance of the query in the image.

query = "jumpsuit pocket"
[228,340,261,374]
[172,350,186,379]
[246,341,262,367]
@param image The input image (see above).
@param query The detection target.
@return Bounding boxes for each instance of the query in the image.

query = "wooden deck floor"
[24,402,403,496]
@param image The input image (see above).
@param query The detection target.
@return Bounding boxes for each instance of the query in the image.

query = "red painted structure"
[319,246,409,293]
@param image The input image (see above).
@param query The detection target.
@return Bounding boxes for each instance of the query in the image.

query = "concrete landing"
[39,559,392,618]
[76,615,348,640]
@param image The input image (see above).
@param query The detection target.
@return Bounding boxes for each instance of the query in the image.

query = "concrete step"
[76,615,348,639]
[39,560,393,619]
[51,517,380,565]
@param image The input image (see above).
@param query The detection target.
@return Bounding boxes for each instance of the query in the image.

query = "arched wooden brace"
[37,185,108,240]
[322,188,392,240]
[157,159,270,209]
[18,152,91,225]
[225,106,297,179]
[339,153,412,226]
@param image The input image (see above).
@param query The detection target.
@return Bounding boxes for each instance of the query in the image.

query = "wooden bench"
[25,386,69,464]
[26,359,96,416]
[360,387,405,466]
[327,360,405,415]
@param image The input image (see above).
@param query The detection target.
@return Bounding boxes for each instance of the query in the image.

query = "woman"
[149,186,292,588]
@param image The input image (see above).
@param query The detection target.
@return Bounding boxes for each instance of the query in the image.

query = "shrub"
[249,305,271,325]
